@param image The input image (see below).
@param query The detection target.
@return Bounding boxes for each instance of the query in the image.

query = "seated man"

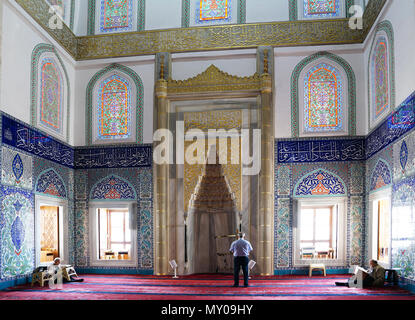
[50,258,84,283]
[336,260,385,288]
[363,260,385,288]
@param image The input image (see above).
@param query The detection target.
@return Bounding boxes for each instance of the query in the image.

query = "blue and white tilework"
[1,146,33,190]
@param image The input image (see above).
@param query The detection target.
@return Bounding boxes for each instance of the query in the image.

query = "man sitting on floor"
[51,258,84,283]
[336,260,385,288]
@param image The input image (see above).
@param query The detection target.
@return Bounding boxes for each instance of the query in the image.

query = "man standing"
[229,232,253,287]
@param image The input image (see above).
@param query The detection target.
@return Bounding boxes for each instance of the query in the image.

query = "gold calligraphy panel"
[16,0,386,61]
[184,110,242,131]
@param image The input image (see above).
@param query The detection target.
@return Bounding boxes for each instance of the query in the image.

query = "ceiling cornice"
[15,0,386,61]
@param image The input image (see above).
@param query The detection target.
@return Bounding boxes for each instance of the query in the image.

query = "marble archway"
[153,60,275,276]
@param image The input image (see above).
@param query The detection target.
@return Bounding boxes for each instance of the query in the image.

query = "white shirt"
[230,238,253,257]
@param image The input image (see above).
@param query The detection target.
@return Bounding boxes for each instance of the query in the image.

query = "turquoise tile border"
[75,268,154,275]
[274,268,350,275]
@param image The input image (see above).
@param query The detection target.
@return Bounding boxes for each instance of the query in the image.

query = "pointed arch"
[35,168,67,199]
[289,0,350,20]
[87,0,145,35]
[85,63,144,145]
[370,159,392,193]
[294,169,347,197]
[291,51,356,137]
[89,174,137,200]
[368,20,395,130]
[30,43,70,142]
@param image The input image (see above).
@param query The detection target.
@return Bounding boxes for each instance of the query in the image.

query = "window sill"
[294,259,346,267]
[90,260,138,268]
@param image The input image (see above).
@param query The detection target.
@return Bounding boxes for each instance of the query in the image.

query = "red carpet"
[1,274,414,300]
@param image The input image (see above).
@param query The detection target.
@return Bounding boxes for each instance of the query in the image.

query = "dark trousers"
[363,275,375,288]
[234,256,249,286]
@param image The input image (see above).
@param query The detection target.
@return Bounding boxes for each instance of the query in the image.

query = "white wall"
[0,0,77,145]
[246,0,289,23]
[172,49,257,80]
[363,0,415,134]
[146,0,182,30]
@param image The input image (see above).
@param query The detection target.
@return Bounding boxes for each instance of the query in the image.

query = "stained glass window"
[198,0,231,23]
[97,74,132,140]
[304,63,343,133]
[100,0,133,33]
[303,0,341,18]
[40,58,63,134]
[371,36,389,122]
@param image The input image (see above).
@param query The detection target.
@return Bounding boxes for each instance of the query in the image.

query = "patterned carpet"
[0,274,414,300]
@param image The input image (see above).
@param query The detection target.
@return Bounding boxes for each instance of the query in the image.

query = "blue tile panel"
[277,138,366,164]
[366,92,415,159]
[1,113,153,169]
[2,114,74,168]
[75,145,152,169]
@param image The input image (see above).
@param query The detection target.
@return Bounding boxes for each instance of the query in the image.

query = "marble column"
[154,77,169,275]
[257,47,274,275]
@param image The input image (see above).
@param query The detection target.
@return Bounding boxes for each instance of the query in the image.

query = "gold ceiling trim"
[16,0,386,61]
[166,65,261,94]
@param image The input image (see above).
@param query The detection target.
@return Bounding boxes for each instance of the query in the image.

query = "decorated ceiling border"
[16,0,385,61]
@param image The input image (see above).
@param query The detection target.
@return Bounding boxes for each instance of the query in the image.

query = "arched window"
[88,0,144,35]
[86,63,143,145]
[289,0,347,20]
[372,38,389,119]
[31,44,70,142]
[368,21,395,130]
[304,62,343,133]
[304,0,340,17]
[199,0,230,21]
[291,51,356,137]
[97,74,132,141]
[100,0,133,33]
[40,58,63,134]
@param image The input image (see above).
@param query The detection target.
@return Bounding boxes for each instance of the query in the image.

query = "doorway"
[39,205,60,263]
[369,188,392,268]
[35,196,68,266]
[372,198,391,264]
